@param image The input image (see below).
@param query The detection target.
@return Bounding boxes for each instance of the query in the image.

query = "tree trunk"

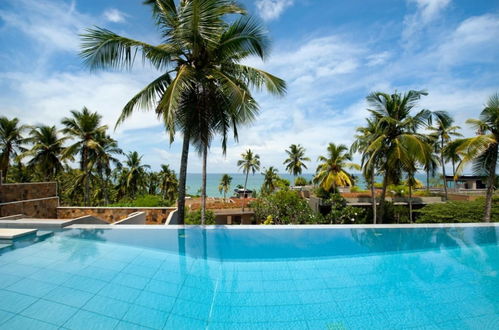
[201,144,207,225]
[441,137,448,201]
[378,175,389,224]
[409,182,413,223]
[103,173,109,205]
[483,143,498,222]
[242,171,249,211]
[371,171,377,224]
[452,159,457,192]
[83,149,89,206]
[177,130,190,225]
[426,169,430,194]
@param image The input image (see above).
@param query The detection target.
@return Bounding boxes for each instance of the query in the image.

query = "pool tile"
[0,290,38,313]
[164,314,206,330]
[63,310,119,330]
[28,269,72,285]
[122,264,157,278]
[0,263,41,277]
[90,258,127,272]
[0,273,23,289]
[44,286,93,308]
[78,266,119,282]
[0,309,15,325]
[98,283,141,303]
[111,272,150,290]
[171,298,211,321]
[20,299,77,326]
[62,275,107,294]
[82,295,131,319]
[153,270,184,284]
[0,315,58,330]
[7,278,58,297]
[134,290,176,312]
[114,321,152,330]
[123,304,169,329]
[178,285,214,304]
[145,279,182,297]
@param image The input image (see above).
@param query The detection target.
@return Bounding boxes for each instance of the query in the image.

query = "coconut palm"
[22,125,67,181]
[159,164,178,201]
[352,118,379,223]
[238,149,260,209]
[218,174,232,201]
[61,107,107,205]
[91,133,122,205]
[314,143,360,192]
[261,166,279,194]
[80,0,285,225]
[117,151,151,199]
[452,93,499,222]
[283,144,310,180]
[364,90,432,223]
[428,111,462,200]
[0,116,28,181]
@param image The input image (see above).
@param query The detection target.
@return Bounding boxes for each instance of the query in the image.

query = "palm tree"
[218,174,232,201]
[159,164,178,201]
[91,133,122,205]
[283,144,310,182]
[118,151,151,199]
[314,143,360,192]
[237,149,260,210]
[261,167,279,194]
[352,118,379,223]
[80,0,285,225]
[62,107,107,206]
[364,90,432,223]
[452,93,499,222]
[429,111,462,200]
[0,116,27,181]
[22,125,67,181]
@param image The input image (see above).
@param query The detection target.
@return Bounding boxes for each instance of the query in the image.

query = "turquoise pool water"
[0,226,498,329]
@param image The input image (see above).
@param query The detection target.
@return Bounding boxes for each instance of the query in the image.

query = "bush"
[416,197,499,223]
[251,189,320,224]
[109,195,173,207]
[294,177,308,186]
[185,210,216,225]
[321,194,367,224]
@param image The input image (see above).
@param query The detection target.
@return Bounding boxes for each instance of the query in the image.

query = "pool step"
[36,231,54,239]
[0,243,13,251]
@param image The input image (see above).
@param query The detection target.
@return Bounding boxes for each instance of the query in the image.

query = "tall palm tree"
[118,151,151,199]
[159,164,178,201]
[218,174,232,201]
[314,143,360,192]
[352,118,379,223]
[364,90,432,223]
[0,116,27,181]
[22,125,67,181]
[452,93,499,222]
[261,166,279,194]
[238,149,260,210]
[429,111,462,200]
[91,133,122,205]
[80,0,285,225]
[62,107,107,205]
[283,144,310,182]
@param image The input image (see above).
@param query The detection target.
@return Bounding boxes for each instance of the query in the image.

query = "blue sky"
[0,0,498,173]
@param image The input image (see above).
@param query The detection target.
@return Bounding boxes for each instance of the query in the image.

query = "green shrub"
[322,194,367,224]
[185,210,216,225]
[294,177,308,186]
[251,189,320,224]
[416,197,499,223]
[109,195,173,207]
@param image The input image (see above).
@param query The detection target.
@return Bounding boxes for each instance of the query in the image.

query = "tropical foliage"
[314,143,360,192]
[283,144,310,177]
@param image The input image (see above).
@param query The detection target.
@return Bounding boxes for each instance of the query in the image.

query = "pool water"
[0,226,498,329]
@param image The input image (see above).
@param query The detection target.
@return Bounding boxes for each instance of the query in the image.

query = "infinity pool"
[0,225,498,329]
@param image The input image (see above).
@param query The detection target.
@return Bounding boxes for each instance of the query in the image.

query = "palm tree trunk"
[378,175,389,224]
[83,149,89,206]
[371,171,377,224]
[452,160,457,192]
[242,171,249,212]
[103,173,109,205]
[177,129,190,225]
[426,169,430,194]
[409,182,413,223]
[201,144,207,225]
[441,137,448,201]
[483,143,498,222]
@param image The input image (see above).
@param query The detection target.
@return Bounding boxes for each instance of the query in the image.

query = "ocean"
[185,173,435,197]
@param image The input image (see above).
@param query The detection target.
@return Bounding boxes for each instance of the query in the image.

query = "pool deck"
[0,228,37,239]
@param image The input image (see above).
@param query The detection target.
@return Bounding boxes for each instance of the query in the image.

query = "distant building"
[444,175,487,190]
[234,188,253,198]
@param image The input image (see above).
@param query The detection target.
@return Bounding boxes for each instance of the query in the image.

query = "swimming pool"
[0,224,497,329]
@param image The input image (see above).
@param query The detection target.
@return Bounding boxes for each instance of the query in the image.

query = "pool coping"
[67,223,499,230]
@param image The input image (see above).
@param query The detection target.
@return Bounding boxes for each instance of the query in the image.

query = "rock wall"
[0,181,58,218]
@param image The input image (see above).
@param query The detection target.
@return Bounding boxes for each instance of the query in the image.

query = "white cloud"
[403,0,451,45]
[103,8,127,23]
[255,0,294,21]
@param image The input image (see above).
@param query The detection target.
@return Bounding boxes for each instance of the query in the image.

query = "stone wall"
[0,197,59,218]
[0,182,57,203]
[57,207,176,224]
